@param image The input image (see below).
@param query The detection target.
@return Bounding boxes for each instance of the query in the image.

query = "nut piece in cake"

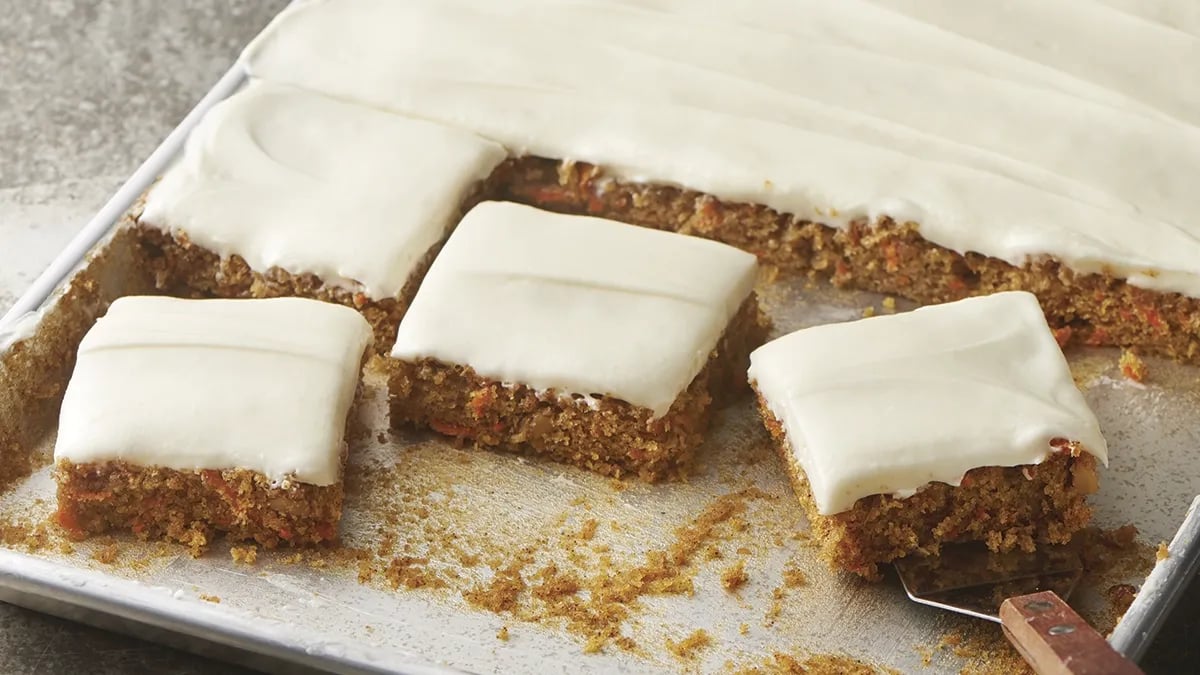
[386,201,767,481]
[748,291,1108,579]
[54,296,373,551]
[135,80,507,348]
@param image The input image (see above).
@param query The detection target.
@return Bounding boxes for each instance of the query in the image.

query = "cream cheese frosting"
[140,80,507,300]
[390,201,757,417]
[748,291,1109,516]
[243,0,1200,298]
[55,296,373,486]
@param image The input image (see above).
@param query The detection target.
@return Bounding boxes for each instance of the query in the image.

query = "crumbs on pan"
[230,545,258,565]
[666,629,712,660]
[91,543,120,565]
[1119,349,1148,383]
[722,559,749,591]
[734,651,893,674]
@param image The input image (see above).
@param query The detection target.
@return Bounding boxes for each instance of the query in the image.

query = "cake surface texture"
[749,291,1108,577]
[240,0,1200,362]
[136,80,507,346]
[54,296,373,549]
[387,200,765,480]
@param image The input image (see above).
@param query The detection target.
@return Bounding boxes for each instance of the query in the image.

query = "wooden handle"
[999,591,1143,675]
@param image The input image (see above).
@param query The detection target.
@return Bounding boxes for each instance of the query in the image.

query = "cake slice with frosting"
[386,201,767,481]
[748,291,1107,578]
[135,79,507,348]
[54,296,373,552]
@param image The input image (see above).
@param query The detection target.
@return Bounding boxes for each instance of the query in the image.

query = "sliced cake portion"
[386,201,767,481]
[748,291,1107,579]
[135,79,507,348]
[54,296,373,552]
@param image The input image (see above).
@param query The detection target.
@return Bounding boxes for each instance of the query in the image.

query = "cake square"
[748,291,1108,578]
[136,80,507,348]
[54,296,373,551]
[387,201,766,481]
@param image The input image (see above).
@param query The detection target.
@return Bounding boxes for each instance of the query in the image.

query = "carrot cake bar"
[135,80,507,347]
[242,0,1200,362]
[387,201,766,481]
[747,291,1108,579]
[54,296,373,550]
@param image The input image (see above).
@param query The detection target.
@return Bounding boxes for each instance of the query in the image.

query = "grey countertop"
[0,2,1196,673]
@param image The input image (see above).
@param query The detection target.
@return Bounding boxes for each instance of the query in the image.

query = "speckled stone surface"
[0,1,1196,674]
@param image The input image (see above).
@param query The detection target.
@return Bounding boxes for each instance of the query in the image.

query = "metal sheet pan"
[1,26,1198,675]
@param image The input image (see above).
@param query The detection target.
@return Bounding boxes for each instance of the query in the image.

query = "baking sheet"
[1,236,1197,673]
[0,25,1196,671]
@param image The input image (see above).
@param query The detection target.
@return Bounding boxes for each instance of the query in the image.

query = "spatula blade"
[894,542,1083,623]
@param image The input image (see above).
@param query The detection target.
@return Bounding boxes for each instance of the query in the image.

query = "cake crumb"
[734,651,886,674]
[1106,584,1137,617]
[722,559,749,591]
[763,587,786,625]
[1157,542,1170,561]
[199,594,221,604]
[463,562,526,613]
[1119,349,1148,383]
[666,629,713,660]
[496,626,510,641]
[388,556,449,591]
[577,518,599,541]
[91,543,120,565]
[782,561,807,588]
[230,545,258,565]
[862,306,876,318]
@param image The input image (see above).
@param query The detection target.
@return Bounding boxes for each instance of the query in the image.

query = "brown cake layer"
[755,396,1099,580]
[131,185,490,351]
[132,225,416,351]
[128,155,1200,361]
[387,295,768,482]
[495,157,1200,363]
[54,460,344,552]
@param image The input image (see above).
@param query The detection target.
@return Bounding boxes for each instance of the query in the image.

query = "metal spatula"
[894,542,1143,675]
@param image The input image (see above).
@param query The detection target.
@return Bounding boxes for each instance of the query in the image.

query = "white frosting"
[55,296,373,486]
[140,80,506,300]
[748,291,1109,516]
[243,0,1200,299]
[390,201,757,417]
